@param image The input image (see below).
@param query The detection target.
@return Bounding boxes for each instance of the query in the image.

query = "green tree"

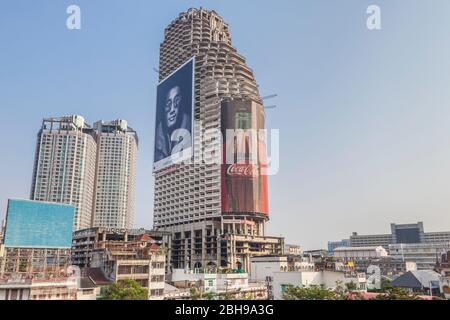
[345,281,358,292]
[202,292,217,300]
[283,285,347,300]
[101,279,148,300]
[373,287,422,300]
[190,288,201,300]
[242,293,254,300]
[381,277,392,291]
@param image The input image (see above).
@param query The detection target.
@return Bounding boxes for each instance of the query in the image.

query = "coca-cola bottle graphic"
[221,101,269,215]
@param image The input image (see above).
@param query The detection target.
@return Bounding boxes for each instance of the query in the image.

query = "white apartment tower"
[154,8,284,272]
[31,116,97,230]
[92,120,138,229]
[31,116,138,231]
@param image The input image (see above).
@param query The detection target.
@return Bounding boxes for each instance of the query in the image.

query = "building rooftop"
[334,246,385,251]
[84,268,111,286]
[391,270,441,289]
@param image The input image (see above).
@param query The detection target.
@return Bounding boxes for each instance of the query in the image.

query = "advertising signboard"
[221,99,269,216]
[153,57,195,172]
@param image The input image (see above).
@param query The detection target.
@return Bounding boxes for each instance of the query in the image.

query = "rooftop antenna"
[262,93,278,110]
[262,94,278,100]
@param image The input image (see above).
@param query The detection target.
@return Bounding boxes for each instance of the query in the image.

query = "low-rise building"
[1,247,71,278]
[390,270,441,296]
[285,244,302,256]
[272,270,367,300]
[1,199,74,278]
[434,251,450,299]
[327,239,350,255]
[352,256,416,277]
[72,227,171,272]
[0,277,77,300]
[76,277,101,300]
[250,255,315,283]
[170,269,267,300]
[163,283,191,300]
[389,242,450,270]
[89,236,166,300]
[250,255,366,300]
[333,246,388,261]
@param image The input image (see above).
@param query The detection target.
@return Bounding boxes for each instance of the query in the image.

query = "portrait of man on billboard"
[154,58,194,171]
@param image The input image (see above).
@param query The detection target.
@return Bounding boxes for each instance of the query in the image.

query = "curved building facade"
[153,8,283,271]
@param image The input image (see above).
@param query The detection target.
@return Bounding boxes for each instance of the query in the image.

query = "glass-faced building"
[3,199,74,249]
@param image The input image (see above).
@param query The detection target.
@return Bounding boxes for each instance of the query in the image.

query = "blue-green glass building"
[3,199,74,249]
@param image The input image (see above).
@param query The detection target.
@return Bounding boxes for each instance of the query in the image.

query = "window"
[280,284,290,294]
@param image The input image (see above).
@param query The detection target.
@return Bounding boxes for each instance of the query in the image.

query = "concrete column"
[201,224,206,266]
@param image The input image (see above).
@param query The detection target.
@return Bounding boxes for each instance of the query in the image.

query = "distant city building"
[152,8,284,272]
[250,256,288,284]
[303,249,329,259]
[3,199,74,249]
[333,246,388,261]
[163,283,192,300]
[30,116,138,231]
[389,242,450,270]
[285,244,303,256]
[71,227,171,270]
[92,120,138,229]
[436,251,450,299]
[349,222,450,249]
[71,227,168,300]
[0,277,78,300]
[272,270,367,300]
[249,255,364,300]
[351,257,416,277]
[390,270,441,296]
[250,255,315,283]
[0,199,74,278]
[169,269,268,300]
[30,116,97,230]
[89,236,166,300]
[350,232,393,249]
[327,239,350,254]
[250,257,367,300]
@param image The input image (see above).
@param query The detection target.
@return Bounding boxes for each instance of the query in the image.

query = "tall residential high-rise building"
[92,120,138,229]
[31,116,97,230]
[153,8,284,272]
[30,116,138,231]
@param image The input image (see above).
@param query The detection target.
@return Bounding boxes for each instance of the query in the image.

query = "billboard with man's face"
[153,57,194,172]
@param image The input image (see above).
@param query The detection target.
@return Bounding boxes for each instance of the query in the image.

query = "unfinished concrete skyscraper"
[153,8,284,272]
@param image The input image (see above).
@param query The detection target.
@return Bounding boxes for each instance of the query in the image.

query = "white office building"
[389,242,450,270]
[333,246,388,261]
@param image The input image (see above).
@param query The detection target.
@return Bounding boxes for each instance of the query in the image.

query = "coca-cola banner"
[221,99,269,216]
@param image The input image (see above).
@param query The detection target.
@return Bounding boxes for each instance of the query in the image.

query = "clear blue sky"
[1,0,450,249]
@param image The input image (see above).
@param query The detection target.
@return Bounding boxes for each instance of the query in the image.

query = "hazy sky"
[1,0,450,249]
